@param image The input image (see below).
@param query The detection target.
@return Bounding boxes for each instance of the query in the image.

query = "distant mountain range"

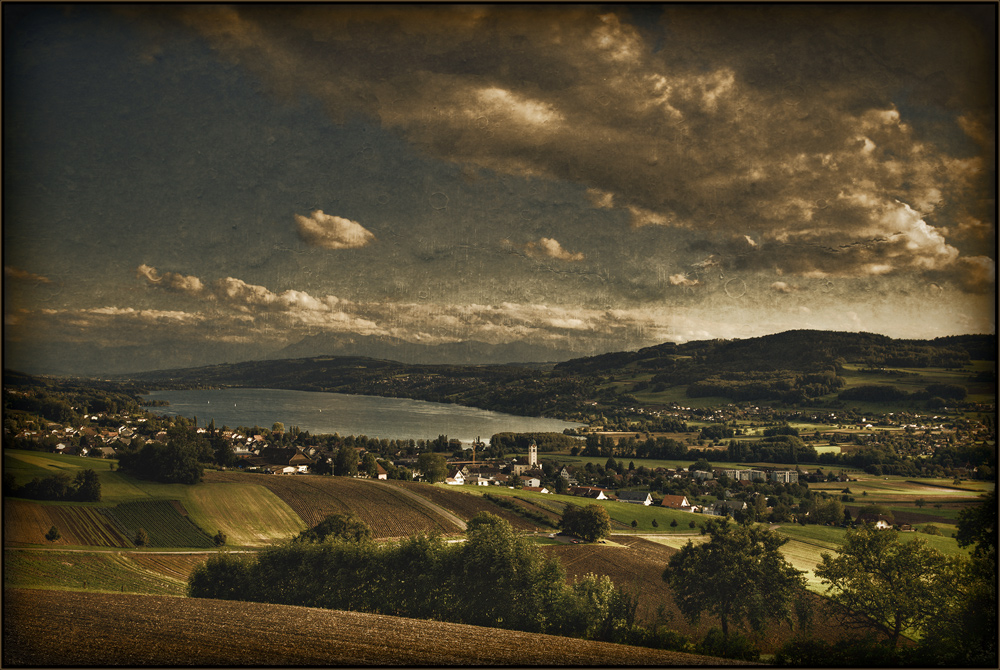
[274,333,584,366]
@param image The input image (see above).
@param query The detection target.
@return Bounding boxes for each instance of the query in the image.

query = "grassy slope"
[3,550,192,595]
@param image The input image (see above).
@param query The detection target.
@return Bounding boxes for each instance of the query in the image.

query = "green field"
[183,481,305,546]
[458,486,706,533]
[4,550,189,595]
[102,501,214,548]
[4,451,305,548]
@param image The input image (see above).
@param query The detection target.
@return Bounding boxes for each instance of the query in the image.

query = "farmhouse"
[660,494,692,510]
[445,468,466,486]
[570,486,612,500]
[617,491,653,505]
[857,514,893,530]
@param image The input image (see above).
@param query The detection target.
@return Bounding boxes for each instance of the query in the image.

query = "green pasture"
[461,486,705,533]
[4,450,117,483]
[184,481,305,547]
[3,550,188,596]
[4,450,305,548]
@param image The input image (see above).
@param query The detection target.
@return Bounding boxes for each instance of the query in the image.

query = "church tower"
[528,441,538,467]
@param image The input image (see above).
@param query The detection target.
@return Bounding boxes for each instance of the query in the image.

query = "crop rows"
[3,550,189,596]
[205,471,461,538]
[385,481,544,531]
[4,588,739,666]
[4,499,132,548]
[100,500,214,548]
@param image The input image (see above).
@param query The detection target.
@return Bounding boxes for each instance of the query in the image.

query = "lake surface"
[144,388,584,443]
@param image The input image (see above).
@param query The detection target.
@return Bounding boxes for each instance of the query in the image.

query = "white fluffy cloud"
[294,210,375,250]
[525,237,584,262]
[136,264,204,293]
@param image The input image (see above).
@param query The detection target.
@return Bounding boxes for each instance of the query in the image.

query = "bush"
[921,524,942,536]
[696,628,759,662]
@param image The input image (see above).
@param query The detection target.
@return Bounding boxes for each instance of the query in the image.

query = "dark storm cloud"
[154,4,993,294]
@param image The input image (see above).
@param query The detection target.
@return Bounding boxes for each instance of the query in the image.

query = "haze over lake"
[144,388,584,443]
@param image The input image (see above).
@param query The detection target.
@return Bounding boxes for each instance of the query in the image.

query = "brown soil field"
[544,536,884,654]
[384,480,547,531]
[204,472,463,538]
[3,588,746,666]
[4,499,131,548]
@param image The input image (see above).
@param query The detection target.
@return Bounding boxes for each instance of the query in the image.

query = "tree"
[662,519,805,639]
[815,526,946,648]
[134,528,149,547]
[294,512,372,544]
[914,498,926,508]
[45,525,61,542]
[919,490,997,665]
[73,468,101,502]
[560,504,611,543]
[213,530,227,546]
[417,452,448,483]
[334,445,358,477]
[271,422,284,433]
[361,452,379,478]
[955,489,996,559]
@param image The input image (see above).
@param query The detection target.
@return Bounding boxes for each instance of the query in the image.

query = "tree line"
[188,512,682,649]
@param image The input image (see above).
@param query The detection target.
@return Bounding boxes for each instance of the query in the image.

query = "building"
[660,494,692,510]
[617,491,653,505]
[769,470,799,484]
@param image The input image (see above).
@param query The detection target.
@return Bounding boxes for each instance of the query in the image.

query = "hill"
[112,329,993,416]
[4,588,743,666]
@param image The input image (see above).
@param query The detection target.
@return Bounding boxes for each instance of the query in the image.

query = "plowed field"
[204,472,463,538]
[4,589,746,666]
[4,499,132,548]
[384,481,548,531]
[544,536,888,653]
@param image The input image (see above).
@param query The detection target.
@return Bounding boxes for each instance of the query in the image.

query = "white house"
[617,491,653,505]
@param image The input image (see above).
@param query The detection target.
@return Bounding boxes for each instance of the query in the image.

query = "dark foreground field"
[4,588,746,666]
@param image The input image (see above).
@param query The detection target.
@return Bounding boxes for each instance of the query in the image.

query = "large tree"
[815,526,946,648]
[662,519,805,639]
[294,512,372,544]
[560,503,611,543]
[416,452,448,483]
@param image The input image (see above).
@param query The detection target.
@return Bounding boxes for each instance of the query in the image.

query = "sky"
[3,4,996,375]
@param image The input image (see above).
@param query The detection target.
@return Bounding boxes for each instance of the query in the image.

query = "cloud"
[525,237,585,262]
[770,281,798,293]
[669,274,699,287]
[4,266,51,283]
[136,264,204,293]
[158,4,992,290]
[294,210,375,250]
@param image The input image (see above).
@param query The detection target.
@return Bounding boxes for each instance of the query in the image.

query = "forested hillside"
[108,330,994,417]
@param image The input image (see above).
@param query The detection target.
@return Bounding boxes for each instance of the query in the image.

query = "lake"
[143,388,584,443]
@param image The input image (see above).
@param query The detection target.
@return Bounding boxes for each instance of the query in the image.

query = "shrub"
[696,628,759,662]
